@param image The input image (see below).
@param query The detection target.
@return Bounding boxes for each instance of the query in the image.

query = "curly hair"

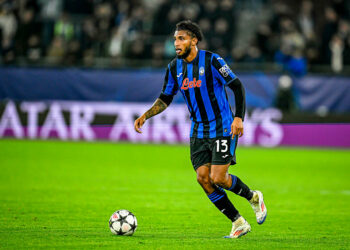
[175,20,203,42]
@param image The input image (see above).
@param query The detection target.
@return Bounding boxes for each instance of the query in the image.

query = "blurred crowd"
[0,0,349,74]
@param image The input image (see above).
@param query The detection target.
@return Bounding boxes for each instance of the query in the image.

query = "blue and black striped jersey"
[162,50,238,139]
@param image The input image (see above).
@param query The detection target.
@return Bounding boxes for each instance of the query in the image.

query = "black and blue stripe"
[162,50,238,139]
[208,190,225,203]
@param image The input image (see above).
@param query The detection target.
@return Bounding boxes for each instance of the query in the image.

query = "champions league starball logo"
[219,64,232,77]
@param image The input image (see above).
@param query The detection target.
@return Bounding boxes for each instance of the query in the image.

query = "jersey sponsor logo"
[199,66,205,76]
[181,78,202,90]
[219,64,232,77]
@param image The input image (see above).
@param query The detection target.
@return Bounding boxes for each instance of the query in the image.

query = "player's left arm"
[211,54,246,138]
[227,78,246,138]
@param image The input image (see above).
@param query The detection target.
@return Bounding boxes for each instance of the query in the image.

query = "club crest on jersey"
[199,67,205,76]
[181,77,202,90]
[219,64,232,77]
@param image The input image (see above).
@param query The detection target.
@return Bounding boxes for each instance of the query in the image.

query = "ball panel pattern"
[109,210,137,236]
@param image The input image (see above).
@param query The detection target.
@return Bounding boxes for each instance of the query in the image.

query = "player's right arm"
[134,98,168,133]
[134,63,178,133]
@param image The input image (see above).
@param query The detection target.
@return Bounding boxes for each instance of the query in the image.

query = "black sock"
[225,175,254,201]
[207,187,240,222]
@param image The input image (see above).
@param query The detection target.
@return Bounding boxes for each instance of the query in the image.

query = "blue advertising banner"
[0,68,349,113]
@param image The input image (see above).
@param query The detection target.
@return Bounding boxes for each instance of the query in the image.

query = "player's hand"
[134,114,146,133]
[230,117,244,139]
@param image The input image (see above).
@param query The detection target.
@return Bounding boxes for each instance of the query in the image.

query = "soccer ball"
[109,210,137,236]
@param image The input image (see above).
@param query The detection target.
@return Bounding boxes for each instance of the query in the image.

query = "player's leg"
[222,174,267,225]
[211,136,254,201]
[211,136,267,225]
[196,164,214,194]
[191,138,241,226]
[210,163,251,238]
[196,165,240,223]
[217,170,254,201]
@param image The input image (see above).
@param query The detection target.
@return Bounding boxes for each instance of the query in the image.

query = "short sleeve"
[161,64,179,96]
[211,54,237,85]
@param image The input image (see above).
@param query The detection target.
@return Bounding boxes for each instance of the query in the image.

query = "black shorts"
[190,136,238,171]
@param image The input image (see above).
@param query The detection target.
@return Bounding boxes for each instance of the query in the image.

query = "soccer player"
[134,20,267,238]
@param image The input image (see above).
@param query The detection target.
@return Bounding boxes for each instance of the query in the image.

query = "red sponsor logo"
[181,77,202,90]
[261,202,265,211]
[113,214,119,219]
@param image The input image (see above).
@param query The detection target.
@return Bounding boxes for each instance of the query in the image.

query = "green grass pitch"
[0,139,349,249]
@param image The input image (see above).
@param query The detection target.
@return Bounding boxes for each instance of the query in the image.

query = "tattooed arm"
[134,98,168,133]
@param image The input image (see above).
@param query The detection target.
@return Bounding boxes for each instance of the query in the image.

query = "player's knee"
[197,174,210,186]
[211,174,226,187]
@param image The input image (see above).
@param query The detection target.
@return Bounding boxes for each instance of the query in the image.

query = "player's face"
[174,30,195,59]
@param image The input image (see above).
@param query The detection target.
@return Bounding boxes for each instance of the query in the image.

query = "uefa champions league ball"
[109,210,137,236]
